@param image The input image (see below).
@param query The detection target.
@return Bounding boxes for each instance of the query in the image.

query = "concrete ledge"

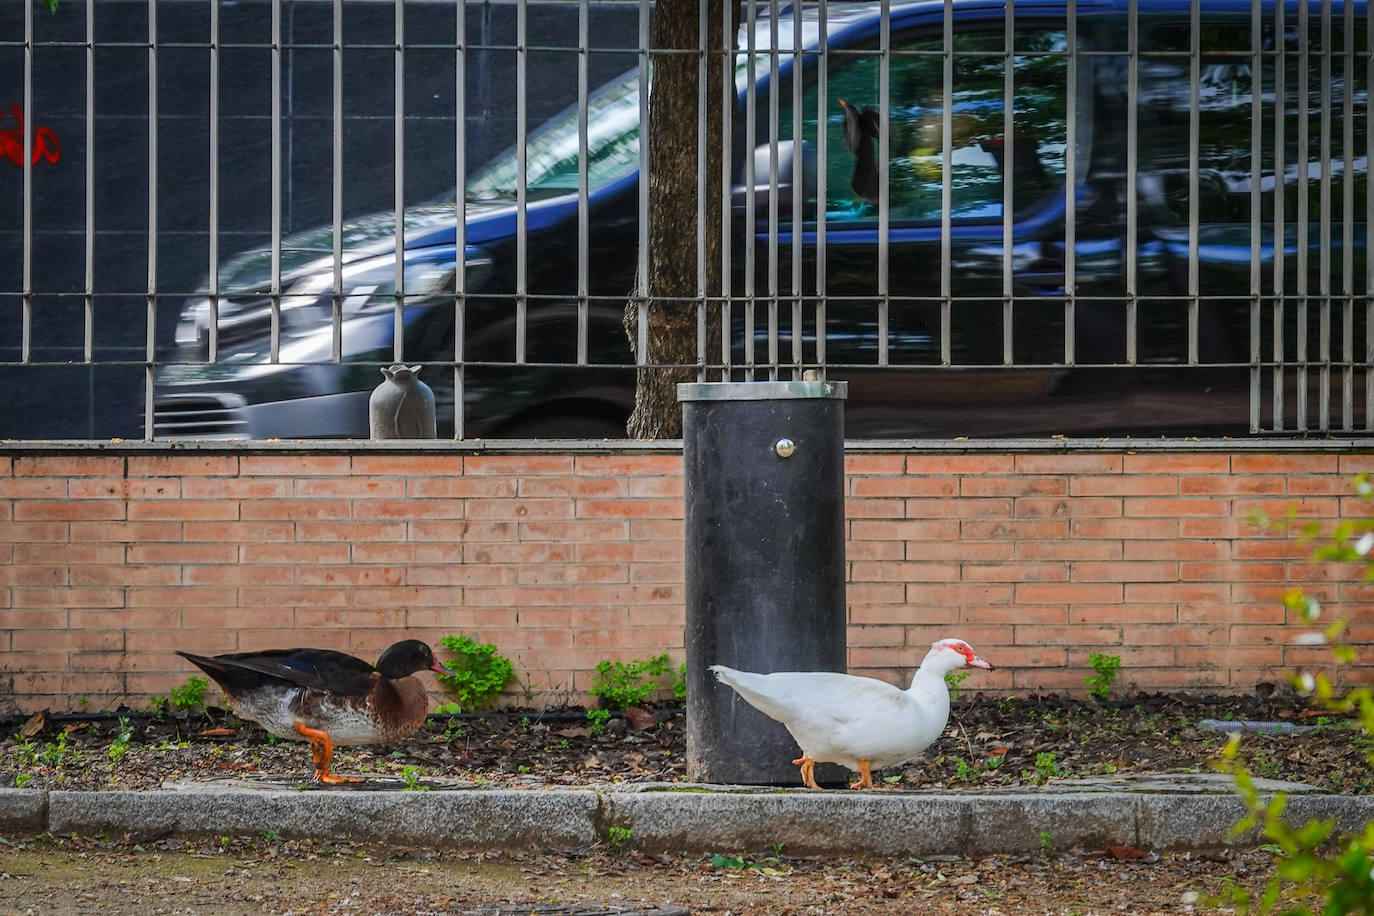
[5,781,1374,855]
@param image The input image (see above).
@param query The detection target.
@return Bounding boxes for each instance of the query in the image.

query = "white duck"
[709,638,994,790]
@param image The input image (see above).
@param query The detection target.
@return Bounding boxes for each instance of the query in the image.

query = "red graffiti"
[1,104,61,168]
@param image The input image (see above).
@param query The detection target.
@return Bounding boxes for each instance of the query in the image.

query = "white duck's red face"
[933,639,994,670]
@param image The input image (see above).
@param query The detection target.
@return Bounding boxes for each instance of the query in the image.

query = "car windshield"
[464,69,642,202]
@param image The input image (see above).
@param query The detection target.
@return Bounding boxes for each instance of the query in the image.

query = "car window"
[780,27,1077,222]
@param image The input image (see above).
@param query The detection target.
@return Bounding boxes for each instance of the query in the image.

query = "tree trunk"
[624,0,738,439]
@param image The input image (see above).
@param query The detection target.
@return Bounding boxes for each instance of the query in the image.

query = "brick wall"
[1,446,1370,713]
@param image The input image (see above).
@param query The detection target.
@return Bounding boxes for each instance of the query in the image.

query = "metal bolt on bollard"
[677,379,848,785]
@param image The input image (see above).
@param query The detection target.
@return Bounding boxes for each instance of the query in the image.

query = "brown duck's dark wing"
[177,648,379,697]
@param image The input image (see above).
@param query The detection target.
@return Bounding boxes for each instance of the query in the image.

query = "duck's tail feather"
[707,664,794,725]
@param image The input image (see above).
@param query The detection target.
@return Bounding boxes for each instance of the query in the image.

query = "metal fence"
[1,0,1370,441]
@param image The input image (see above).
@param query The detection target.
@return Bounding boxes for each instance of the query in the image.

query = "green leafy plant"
[1031,751,1062,785]
[107,716,134,765]
[673,663,688,701]
[1039,831,1054,853]
[1216,475,1374,916]
[433,635,514,714]
[710,854,746,870]
[945,670,971,701]
[169,676,209,712]
[1084,652,1121,700]
[607,825,633,853]
[400,765,428,792]
[590,653,674,709]
[585,707,611,735]
[14,773,32,789]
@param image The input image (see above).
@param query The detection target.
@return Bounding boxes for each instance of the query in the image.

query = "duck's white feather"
[708,638,991,774]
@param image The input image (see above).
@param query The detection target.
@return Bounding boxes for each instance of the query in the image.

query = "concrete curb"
[4,779,1372,856]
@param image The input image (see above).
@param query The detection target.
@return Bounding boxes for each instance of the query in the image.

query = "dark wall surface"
[0,0,641,437]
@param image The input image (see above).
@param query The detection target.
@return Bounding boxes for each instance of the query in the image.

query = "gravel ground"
[0,832,1285,915]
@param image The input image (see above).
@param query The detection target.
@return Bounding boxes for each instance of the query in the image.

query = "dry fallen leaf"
[20,711,46,738]
[1106,845,1149,860]
[623,706,658,731]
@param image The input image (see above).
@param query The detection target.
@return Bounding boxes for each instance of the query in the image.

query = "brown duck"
[176,640,453,783]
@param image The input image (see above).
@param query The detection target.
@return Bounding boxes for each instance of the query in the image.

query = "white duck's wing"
[710,667,906,739]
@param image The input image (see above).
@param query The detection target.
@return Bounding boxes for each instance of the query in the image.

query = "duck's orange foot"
[849,759,875,790]
[314,770,362,784]
[792,755,822,790]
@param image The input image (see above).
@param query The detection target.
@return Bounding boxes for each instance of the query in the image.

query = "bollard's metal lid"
[676,380,847,401]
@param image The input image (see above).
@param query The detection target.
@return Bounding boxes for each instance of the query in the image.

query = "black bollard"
[677,379,847,785]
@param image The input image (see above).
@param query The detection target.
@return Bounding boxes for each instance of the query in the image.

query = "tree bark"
[624,0,738,439]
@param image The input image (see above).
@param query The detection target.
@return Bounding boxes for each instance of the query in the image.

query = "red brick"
[1072,518,1178,539]
[1124,539,1228,561]
[16,500,125,521]
[13,455,122,477]
[577,499,681,520]
[184,521,292,542]
[183,565,295,586]
[239,586,350,607]
[350,455,465,476]
[1015,497,1123,518]
[1178,646,1282,667]
[129,543,239,565]
[17,543,123,564]
[294,608,408,629]
[629,563,684,584]
[410,520,515,542]
[1015,454,1123,474]
[1070,604,1178,624]
[242,543,351,565]
[180,608,298,630]
[294,477,406,499]
[466,455,575,476]
[1122,453,1230,474]
[1124,497,1231,518]
[239,499,350,520]
[628,520,684,540]
[0,566,66,586]
[576,541,681,563]
[963,562,1069,583]
[130,499,239,521]
[905,455,1016,475]
[240,455,352,476]
[1072,561,1177,583]
[846,582,909,605]
[904,497,1012,519]
[406,565,514,586]
[1125,582,1230,603]
[961,476,1068,498]
[518,520,628,542]
[1016,624,1122,645]
[904,540,1015,562]
[1182,561,1284,582]
[2,522,77,543]
[962,604,1066,624]
[851,560,962,582]
[70,608,181,630]
[843,455,907,474]
[851,519,959,541]
[851,476,959,498]
[296,520,408,541]
[409,476,518,498]
[1071,476,1178,496]
[961,519,1070,540]
[516,564,627,585]
[180,477,292,499]
[1123,623,1227,645]
[70,478,181,499]
[12,586,124,608]
[0,477,66,498]
[462,542,571,564]
[905,583,1014,605]
[1179,475,1287,496]
[465,499,573,520]
[71,565,181,586]
[465,586,575,607]
[128,455,238,477]
[1016,583,1123,604]
[1231,454,1340,474]
[518,476,626,498]
[574,455,680,477]
[13,629,124,651]
[2,608,71,628]
[1018,540,1121,561]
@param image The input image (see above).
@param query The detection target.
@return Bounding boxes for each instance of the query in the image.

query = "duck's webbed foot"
[293,722,361,784]
[849,759,875,790]
[792,755,822,790]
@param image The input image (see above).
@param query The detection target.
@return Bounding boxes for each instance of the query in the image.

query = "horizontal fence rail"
[0,0,1370,442]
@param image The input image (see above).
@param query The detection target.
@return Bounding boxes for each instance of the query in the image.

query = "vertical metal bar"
[455,0,467,438]
[21,0,31,366]
[578,0,589,367]
[145,0,158,440]
[208,0,221,364]
[767,0,779,381]
[393,0,405,364]
[518,0,531,365]
[1318,0,1332,430]
[815,0,827,374]
[743,0,756,379]
[1273,0,1287,429]
[1248,0,1262,431]
[1296,0,1309,431]
[1002,0,1014,366]
[698,0,709,381]
[1064,0,1076,366]
[269,0,281,364]
[790,0,803,377]
[331,0,342,363]
[84,0,95,364]
[721,0,734,380]
[941,0,953,367]
[1342,0,1355,430]
[877,0,890,368]
[1367,0,1373,430]
[636,0,649,370]
[1310,0,1330,429]
[1187,0,1200,365]
[1126,0,1138,366]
